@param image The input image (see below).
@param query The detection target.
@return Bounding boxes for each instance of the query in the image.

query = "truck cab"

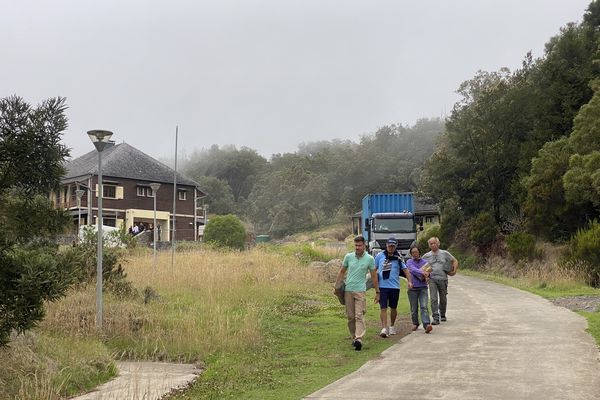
[366,212,417,258]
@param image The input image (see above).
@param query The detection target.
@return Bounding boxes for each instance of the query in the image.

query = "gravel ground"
[551,296,600,312]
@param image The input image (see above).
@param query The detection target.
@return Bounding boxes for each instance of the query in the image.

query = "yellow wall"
[125,209,171,241]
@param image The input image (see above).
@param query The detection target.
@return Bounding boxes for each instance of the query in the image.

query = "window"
[137,186,155,197]
[178,191,187,201]
[102,217,116,227]
[103,185,116,199]
[372,218,414,233]
[425,216,433,223]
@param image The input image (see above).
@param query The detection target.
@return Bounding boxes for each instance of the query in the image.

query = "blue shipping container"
[361,193,414,241]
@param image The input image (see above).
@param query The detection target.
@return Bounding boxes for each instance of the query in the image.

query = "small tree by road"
[0,96,74,346]
[203,214,246,250]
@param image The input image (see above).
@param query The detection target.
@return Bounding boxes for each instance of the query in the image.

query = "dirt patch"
[551,296,600,312]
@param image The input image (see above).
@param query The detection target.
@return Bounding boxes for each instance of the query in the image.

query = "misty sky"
[2,0,591,161]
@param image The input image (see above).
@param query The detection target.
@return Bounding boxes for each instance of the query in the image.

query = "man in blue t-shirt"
[374,238,413,337]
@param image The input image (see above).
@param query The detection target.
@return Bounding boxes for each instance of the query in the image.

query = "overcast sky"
[1,0,591,161]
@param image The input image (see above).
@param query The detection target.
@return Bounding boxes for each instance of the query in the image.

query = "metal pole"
[77,199,81,242]
[75,189,85,243]
[96,151,103,329]
[171,126,178,270]
[150,183,161,268]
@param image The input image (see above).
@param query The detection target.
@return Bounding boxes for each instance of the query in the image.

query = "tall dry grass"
[484,242,590,290]
[41,247,326,362]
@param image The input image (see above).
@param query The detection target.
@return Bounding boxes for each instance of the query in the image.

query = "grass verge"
[1,246,411,399]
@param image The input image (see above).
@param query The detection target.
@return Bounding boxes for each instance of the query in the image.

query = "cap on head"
[386,238,398,246]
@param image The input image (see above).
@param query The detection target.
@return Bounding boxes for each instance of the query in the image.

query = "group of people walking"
[334,235,458,351]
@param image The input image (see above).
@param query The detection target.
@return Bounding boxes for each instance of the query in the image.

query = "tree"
[203,214,246,250]
[0,96,73,346]
[185,145,268,202]
[195,176,236,214]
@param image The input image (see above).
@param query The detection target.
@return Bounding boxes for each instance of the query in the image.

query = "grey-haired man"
[423,237,458,325]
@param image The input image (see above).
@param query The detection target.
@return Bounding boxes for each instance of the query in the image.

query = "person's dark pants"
[407,286,430,328]
[429,278,448,321]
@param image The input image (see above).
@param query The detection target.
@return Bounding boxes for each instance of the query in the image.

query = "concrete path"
[71,361,200,400]
[306,275,600,400]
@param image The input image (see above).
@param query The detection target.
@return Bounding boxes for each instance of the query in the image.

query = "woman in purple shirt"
[406,246,433,333]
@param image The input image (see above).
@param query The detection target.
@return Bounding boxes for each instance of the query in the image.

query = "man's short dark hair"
[354,235,366,243]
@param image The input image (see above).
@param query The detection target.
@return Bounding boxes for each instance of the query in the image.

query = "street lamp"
[203,204,209,240]
[87,129,113,330]
[149,182,161,268]
[75,189,85,242]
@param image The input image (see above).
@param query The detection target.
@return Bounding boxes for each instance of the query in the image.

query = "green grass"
[0,333,116,399]
[580,311,600,345]
[170,288,410,399]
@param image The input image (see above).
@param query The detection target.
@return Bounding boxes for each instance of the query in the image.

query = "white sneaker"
[389,326,397,335]
[380,327,388,338]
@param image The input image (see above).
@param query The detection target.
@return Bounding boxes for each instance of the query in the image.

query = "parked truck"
[361,192,420,258]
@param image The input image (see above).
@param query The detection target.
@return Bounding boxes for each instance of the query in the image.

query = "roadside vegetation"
[1,244,410,399]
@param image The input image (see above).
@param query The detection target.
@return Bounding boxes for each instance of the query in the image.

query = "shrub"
[203,214,246,250]
[416,224,443,254]
[567,220,600,286]
[439,197,464,245]
[469,212,498,252]
[507,232,538,262]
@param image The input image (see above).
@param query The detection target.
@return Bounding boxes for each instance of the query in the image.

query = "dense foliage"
[0,96,72,346]
[185,119,443,237]
[567,220,600,285]
[422,2,600,243]
[203,214,246,250]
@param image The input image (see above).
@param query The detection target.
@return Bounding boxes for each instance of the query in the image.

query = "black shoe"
[432,320,440,325]
[353,340,362,351]
[441,316,447,322]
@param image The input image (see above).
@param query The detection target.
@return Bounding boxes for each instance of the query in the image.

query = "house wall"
[58,176,200,241]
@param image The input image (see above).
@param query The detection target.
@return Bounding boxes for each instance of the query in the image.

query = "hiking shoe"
[425,325,433,334]
[411,325,419,331]
[380,328,388,338]
[389,326,397,335]
[432,320,440,325]
[441,316,447,322]
[353,340,362,351]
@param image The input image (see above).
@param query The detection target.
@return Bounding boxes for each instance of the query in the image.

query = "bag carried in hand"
[334,281,345,305]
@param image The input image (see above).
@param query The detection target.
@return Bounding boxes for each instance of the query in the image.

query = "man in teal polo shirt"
[334,236,379,351]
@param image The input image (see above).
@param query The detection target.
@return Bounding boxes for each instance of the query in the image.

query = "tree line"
[421,1,600,244]
[182,119,443,237]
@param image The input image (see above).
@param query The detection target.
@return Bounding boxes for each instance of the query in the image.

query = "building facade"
[54,142,206,241]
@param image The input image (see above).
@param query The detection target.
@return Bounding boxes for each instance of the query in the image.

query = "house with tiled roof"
[54,141,206,241]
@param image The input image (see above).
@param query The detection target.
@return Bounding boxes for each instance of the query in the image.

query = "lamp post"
[75,189,85,242]
[149,182,161,268]
[87,129,113,330]
[203,204,209,240]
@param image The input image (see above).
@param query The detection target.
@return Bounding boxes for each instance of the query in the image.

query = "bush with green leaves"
[416,224,443,254]
[469,212,498,252]
[203,214,246,250]
[0,96,77,347]
[567,220,600,286]
[507,232,540,262]
[67,226,136,299]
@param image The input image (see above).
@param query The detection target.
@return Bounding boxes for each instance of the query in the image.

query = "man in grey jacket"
[423,237,458,325]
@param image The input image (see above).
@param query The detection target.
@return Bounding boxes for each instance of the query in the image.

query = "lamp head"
[87,130,113,152]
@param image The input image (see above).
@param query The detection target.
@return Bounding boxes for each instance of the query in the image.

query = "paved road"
[71,361,200,400]
[306,275,600,400]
